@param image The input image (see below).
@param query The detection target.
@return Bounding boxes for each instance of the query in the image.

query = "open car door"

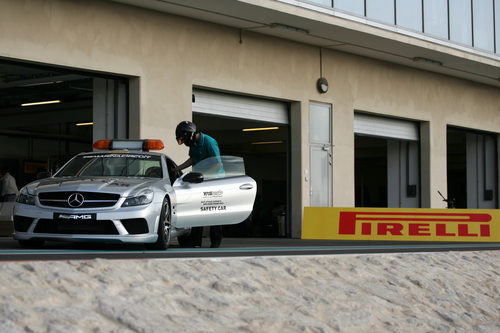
[173,156,256,228]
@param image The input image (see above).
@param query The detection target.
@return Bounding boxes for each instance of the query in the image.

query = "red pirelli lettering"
[361,223,371,235]
[436,224,455,236]
[409,223,431,236]
[377,223,403,235]
[338,211,492,238]
[480,224,491,237]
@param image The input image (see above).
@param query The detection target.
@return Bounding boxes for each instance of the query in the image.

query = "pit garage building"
[0,0,499,238]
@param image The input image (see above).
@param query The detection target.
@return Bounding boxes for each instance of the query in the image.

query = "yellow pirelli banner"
[302,207,500,242]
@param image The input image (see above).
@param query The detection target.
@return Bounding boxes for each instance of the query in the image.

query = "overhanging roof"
[112,0,500,88]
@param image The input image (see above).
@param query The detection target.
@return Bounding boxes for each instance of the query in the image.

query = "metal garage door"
[192,90,288,124]
[354,113,418,141]
[354,113,420,208]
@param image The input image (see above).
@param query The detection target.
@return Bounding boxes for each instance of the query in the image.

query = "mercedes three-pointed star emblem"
[67,193,85,208]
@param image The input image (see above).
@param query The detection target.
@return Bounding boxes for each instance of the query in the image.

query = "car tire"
[148,197,171,250]
[18,239,45,248]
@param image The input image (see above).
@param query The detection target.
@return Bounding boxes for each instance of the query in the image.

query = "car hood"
[26,177,158,197]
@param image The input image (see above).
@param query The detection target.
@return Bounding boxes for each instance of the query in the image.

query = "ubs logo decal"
[203,190,223,198]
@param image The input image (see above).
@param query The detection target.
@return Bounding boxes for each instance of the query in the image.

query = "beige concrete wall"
[1,0,499,235]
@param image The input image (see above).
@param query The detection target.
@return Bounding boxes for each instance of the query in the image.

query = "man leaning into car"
[174,120,223,248]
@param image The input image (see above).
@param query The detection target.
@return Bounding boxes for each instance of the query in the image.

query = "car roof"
[78,150,163,156]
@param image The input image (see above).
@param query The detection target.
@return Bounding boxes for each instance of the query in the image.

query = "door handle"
[239,184,254,190]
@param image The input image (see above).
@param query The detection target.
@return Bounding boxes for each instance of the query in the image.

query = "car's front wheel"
[148,197,171,250]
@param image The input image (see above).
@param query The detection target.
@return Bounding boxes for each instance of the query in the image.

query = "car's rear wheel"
[148,197,171,250]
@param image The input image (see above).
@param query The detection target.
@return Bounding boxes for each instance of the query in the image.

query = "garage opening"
[447,127,498,208]
[355,113,420,208]
[0,60,129,190]
[192,90,289,238]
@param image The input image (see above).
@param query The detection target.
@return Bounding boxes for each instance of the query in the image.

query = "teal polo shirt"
[189,132,221,164]
[189,132,224,177]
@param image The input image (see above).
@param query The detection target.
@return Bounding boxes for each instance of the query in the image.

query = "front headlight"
[16,187,36,205]
[121,189,154,207]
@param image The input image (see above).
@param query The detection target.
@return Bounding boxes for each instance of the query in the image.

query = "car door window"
[192,156,245,180]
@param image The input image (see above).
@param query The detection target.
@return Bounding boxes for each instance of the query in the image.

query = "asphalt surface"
[0,236,498,261]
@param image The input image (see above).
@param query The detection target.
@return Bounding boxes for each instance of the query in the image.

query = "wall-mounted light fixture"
[317,48,328,94]
[317,77,328,94]
[21,100,61,107]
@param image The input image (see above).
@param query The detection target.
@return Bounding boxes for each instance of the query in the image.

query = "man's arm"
[173,157,193,172]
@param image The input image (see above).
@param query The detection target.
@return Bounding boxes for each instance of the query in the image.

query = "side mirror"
[182,172,204,184]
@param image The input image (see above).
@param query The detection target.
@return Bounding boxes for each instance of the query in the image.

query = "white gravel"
[0,251,499,332]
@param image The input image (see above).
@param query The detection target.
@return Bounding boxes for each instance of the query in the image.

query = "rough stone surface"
[0,251,499,332]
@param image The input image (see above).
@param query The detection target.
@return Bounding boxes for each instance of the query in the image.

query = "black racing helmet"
[175,121,197,146]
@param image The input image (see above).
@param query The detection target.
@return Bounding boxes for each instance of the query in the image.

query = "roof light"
[143,139,164,151]
[270,23,309,35]
[242,127,279,132]
[92,139,164,151]
[23,81,63,87]
[413,57,443,67]
[251,141,284,145]
[93,139,112,150]
[21,100,61,107]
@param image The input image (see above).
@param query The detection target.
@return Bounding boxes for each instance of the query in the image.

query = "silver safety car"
[13,139,257,249]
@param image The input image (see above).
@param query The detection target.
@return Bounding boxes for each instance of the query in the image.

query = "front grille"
[14,216,35,232]
[121,218,149,234]
[34,219,119,235]
[38,192,120,208]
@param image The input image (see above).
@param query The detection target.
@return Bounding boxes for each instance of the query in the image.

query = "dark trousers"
[191,225,222,247]
[0,194,16,202]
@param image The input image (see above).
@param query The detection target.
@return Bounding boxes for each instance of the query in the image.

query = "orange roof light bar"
[143,139,164,151]
[93,139,112,150]
[92,139,164,151]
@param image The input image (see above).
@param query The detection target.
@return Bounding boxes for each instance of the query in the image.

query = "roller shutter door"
[354,113,418,141]
[192,90,288,124]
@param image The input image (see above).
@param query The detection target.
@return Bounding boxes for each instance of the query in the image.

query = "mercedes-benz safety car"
[13,139,257,249]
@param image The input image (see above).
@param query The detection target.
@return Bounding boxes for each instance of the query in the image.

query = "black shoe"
[210,243,220,248]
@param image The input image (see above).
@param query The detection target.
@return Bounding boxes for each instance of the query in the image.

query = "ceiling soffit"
[111,0,500,87]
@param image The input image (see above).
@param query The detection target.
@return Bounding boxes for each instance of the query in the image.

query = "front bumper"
[13,201,161,244]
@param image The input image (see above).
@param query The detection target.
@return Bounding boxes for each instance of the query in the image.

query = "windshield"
[55,153,163,178]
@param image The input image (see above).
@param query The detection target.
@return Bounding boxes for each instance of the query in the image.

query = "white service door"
[173,175,256,228]
[310,103,332,207]
[310,145,332,206]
